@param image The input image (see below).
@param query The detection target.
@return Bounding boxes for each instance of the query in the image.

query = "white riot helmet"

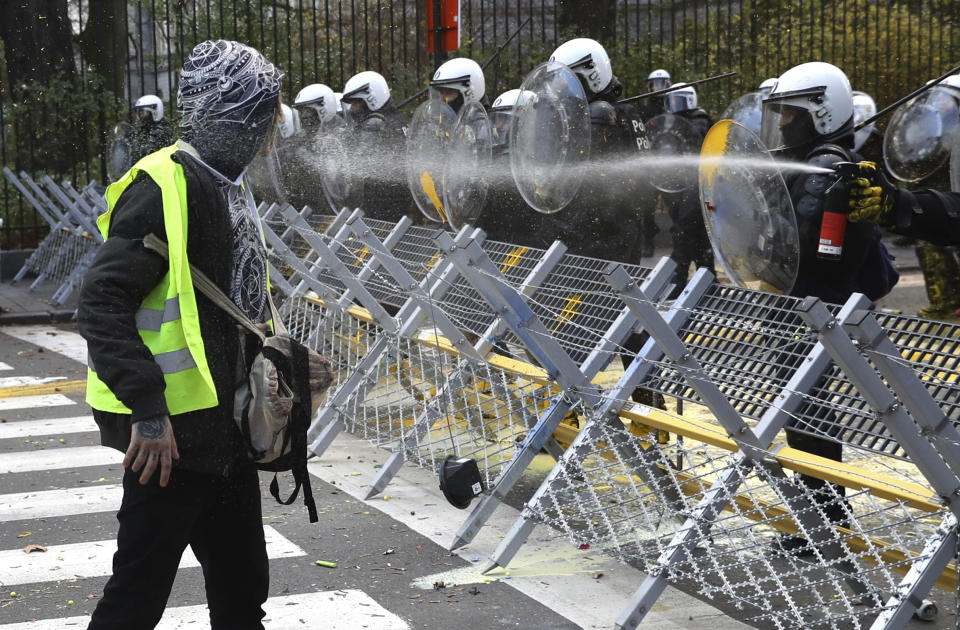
[294,83,337,127]
[341,71,391,118]
[852,90,877,151]
[278,103,299,139]
[550,38,614,95]
[761,61,854,155]
[430,57,485,110]
[135,94,164,122]
[666,83,697,113]
[758,77,777,99]
[647,69,671,92]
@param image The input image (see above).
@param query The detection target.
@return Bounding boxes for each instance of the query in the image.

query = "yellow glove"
[846,161,896,224]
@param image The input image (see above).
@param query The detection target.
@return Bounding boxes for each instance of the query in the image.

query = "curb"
[0,310,77,326]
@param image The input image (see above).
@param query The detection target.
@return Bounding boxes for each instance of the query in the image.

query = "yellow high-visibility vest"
[86,143,218,415]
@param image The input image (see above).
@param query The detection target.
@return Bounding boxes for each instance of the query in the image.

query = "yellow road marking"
[0,379,86,399]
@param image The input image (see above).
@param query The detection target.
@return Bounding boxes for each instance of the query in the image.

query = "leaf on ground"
[24,544,48,554]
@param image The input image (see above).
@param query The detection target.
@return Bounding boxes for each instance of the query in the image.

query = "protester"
[78,39,283,629]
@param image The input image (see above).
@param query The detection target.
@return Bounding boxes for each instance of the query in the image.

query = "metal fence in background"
[2,0,959,249]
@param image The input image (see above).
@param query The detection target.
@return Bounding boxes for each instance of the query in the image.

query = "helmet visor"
[760,102,816,154]
[489,110,512,149]
[136,106,155,121]
[341,98,369,125]
[665,92,689,113]
[649,77,670,92]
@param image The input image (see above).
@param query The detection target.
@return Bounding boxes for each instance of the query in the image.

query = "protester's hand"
[847,161,896,224]
[124,415,179,487]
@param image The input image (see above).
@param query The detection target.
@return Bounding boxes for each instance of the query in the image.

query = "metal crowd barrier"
[6,177,958,627]
[2,168,105,305]
[259,202,960,630]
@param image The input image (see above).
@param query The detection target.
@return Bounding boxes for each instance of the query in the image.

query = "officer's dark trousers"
[88,462,269,630]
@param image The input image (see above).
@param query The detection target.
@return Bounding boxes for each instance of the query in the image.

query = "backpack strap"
[267,339,318,523]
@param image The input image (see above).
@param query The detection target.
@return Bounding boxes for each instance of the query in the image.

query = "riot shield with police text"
[442,101,493,230]
[883,87,960,183]
[720,92,763,136]
[508,61,591,214]
[699,120,799,294]
[646,113,700,194]
[406,98,457,224]
[107,122,136,183]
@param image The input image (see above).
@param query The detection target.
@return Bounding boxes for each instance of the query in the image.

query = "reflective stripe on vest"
[135,296,182,332]
[85,142,219,416]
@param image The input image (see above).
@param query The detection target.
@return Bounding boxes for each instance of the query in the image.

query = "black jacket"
[787,143,881,304]
[890,188,960,246]
[78,149,247,476]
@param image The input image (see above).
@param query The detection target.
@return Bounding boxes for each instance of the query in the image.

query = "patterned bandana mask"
[178,40,283,134]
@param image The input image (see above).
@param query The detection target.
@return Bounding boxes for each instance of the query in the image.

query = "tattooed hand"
[124,416,180,487]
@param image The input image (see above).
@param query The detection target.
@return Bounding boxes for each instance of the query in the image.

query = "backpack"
[235,327,332,523]
[143,234,332,523]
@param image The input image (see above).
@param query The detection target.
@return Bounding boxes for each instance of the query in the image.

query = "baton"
[854,62,960,131]
[397,17,533,109]
[618,71,738,105]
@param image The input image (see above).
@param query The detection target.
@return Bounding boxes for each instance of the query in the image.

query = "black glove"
[846,161,897,224]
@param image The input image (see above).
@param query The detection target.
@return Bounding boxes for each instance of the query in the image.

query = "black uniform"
[782,138,891,530]
[277,131,327,211]
[666,107,714,296]
[886,188,960,245]
[631,98,667,258]
[354,102,414,223]
[132,118,176,160]
[475,144,548,247]
[540,96,639,261]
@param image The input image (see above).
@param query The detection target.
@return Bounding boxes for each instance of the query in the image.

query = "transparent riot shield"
[720,92,763,136]
[699,120,799,294]
[442,101,493,230]
[852,91,877,153]
[646,113,700,194]
[406,98,457,223]
[508,61,591,214]
[318,122,363,212]
[951,138,960,192]
[107,123,136,182]
[246,147,288,206]
[883,86,960,183]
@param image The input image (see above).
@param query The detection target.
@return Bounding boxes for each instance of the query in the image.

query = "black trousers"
[88,461,269,630]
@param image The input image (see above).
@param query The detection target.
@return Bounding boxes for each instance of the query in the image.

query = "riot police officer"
[661,83,714,296]
[341,70,413,223]
[545,38,645,261]
[761,61,896,554]
[476,88,546,246]
[132,94,175,158]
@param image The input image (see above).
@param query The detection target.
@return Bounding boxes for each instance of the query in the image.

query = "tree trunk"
[0,0,78,173]
[557,0,618,46]
[78,0,129,101]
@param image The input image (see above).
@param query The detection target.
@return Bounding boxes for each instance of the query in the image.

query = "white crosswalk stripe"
[0,525,304,586]
[0,484,121,521]
[0,415,97,440]
[0,445,120,474]
[0,590,410,629]
[0,362,13,370]
[0,393,76,411]
[0,325,88,364]
[0,375,66,388]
